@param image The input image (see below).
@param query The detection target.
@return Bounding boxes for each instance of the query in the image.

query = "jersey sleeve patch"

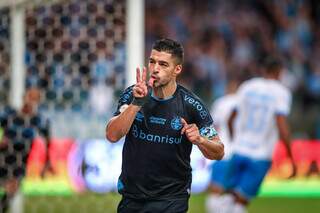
[199,125,218,140]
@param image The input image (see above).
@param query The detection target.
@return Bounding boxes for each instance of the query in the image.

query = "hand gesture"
[181,118,202,145]
[133,67,149,98]
[132,67,154,106]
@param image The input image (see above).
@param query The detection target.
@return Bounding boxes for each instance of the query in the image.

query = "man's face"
[148,50,181,88]
[22,88,40,114]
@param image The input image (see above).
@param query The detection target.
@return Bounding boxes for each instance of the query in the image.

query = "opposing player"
[106,38,224,213]
[0,88,52,212]
[206,80,238,213]
[221,56,297,213]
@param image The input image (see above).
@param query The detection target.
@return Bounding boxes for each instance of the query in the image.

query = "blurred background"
[0,0,319,212]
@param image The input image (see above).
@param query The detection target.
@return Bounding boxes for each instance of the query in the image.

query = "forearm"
[106,104,141,142]
[197,136,224,160]
[277,115,294,160]
[280,130,294,160]
[44,136,51,158]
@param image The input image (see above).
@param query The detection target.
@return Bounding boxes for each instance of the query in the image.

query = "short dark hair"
[263,56,283,73]
[152,38,184,65]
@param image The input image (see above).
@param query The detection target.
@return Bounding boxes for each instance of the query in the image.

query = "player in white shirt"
[206,80,238,213]
[220,57,297,213]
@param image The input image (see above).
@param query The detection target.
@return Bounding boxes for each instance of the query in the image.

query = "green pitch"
[19,177,320,212]
[23,193,320,213]
[22,177,320,197]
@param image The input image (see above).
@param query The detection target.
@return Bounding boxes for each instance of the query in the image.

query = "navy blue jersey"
[0,106,50,179]
[114,84,214,200]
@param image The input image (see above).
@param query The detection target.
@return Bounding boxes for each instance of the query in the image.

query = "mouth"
[150,75,159,80]
[148,76,158,87]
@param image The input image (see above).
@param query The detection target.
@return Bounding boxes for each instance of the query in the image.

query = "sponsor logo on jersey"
[184,95,208,119]
[132,125,182,144]
[149,116,166,125]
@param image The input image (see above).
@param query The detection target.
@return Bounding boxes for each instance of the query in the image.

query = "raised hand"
[133,67,148,98]
[181,118,203,145]
[132,67,154,106]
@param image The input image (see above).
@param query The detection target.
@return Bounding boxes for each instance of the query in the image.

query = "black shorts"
[0,142,31,182]
[117,196,189,213]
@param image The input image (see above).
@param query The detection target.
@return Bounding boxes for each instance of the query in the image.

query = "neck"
[21,104,36,116]
[153,80,177,99]
[264,73,279,80]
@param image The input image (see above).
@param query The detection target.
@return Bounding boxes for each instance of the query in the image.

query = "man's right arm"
[106,67,151,143]
[106,104,141,143]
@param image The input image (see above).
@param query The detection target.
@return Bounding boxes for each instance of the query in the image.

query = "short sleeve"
[275,89,292,116]
[113,86,134,116]
[185,95,215,139]
[210,101,220,123]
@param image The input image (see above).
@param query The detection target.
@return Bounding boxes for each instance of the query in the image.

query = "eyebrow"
[149,58,169,65]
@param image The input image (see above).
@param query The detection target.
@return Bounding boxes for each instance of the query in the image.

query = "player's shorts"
[210,160,229,188]
[222,153,271,200]
[117,196,189,213]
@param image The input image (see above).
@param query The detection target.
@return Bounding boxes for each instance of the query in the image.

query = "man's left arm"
[40,118,54,178]
[181,118,224,160]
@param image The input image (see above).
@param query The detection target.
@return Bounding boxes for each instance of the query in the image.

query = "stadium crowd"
[146,0,320,139]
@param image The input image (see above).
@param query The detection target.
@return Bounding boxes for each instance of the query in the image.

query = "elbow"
[205,148,224,160]
[105,127,120,143]
[214,144,225,160]
[106,134,118,143]
[215,149,225,160]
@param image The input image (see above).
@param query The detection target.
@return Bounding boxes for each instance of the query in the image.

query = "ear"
[173,64,182,76]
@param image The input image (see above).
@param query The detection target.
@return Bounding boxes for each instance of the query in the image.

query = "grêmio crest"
[170,117,182,130]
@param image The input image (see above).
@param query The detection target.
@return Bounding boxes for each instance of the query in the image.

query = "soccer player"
[0,88,52,212]
[106,38,224,213]
[206,80,238,213]
[220,56,297,213]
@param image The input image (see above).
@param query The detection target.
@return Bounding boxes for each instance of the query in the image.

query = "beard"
[152,78,170,88]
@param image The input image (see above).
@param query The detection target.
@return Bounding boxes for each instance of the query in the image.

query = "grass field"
[18,177,320,212]
[23,193,320,213]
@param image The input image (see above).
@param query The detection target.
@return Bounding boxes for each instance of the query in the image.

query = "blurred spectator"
[0,88,53,212]
[145,0,320,139]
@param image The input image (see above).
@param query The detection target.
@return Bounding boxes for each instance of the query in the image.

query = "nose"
[154,63,161,73]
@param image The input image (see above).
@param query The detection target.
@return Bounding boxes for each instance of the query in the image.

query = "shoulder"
[270,81,292,100]
[0,106,16,117]
[177,85,207,108]
[239,78,262,90]
[118,85,135,101]
[214,94,235,106]
[177,84,204,103]
[177,84,211,120]
[211,96,225,112]
[273,81,290,93]
[121,85,135,95]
